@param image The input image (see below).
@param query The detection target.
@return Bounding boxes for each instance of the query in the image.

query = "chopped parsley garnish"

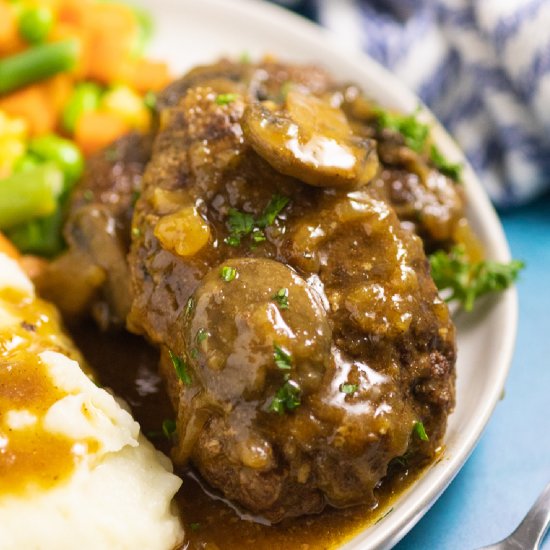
[226,208,254,246]
[162,418,177,439]
[215,93,238,105]
[220,265,237,282]
[190,348,199,360]
[429,246,524,311]
[224,194,290,247]
[340,383,358,395]
[375,108,429,153]
[189,522,201,532]
[430,145,463,181]
[168,349,192,386]
[251,228,267,243]
[257,194,290,228]
[196,328,209,343]
[413,421,429,441]
[274,345,292,370]
[273,287,289,309]
[268,379,301,414]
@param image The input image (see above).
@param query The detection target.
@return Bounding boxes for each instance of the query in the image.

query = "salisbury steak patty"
[127,60,456,522]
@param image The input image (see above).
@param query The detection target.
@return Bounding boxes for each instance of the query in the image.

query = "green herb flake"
[268,379,301,414]
[224,208,255,247]
[375,108,429,153]
[430,145,463,181]
[429,246,524,311]
[274,345,292,370]
[189,522,201,532]
[162,418,177,439]
[273,287,289,309]
[251,228,267,244]
[257,194,290,228]
[168,349,192,386]
[215,93,238,106]
[340,383,358,395]
[224,195,290,248]
[413,421,429,441]
[220,265,237,282]
[196,328,209,343]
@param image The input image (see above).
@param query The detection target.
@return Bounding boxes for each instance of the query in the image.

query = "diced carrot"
[44,73,73,115]
[0,232,20,260]
[83,3,137,83]
[74,111,129,156]
[123,59,172,93]
[49,23,90,79]
[0,84,55,136]
[57,0,92,27]
[0,2,26,56]
[0,75,72,136]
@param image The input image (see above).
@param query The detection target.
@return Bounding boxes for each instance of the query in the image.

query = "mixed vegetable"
[0,0,170,255]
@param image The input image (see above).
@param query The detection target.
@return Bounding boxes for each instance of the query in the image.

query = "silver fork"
[477,481,550,550]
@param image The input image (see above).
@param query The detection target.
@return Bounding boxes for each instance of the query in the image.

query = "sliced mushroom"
[243,90,379,189]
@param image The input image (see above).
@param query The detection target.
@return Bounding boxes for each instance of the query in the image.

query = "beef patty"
[124,60,456,522]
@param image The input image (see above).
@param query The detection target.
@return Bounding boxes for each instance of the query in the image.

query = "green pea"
[18,6,54,44]
[13,152,42,173]
[29,135,84,191]
[62,83,102,134]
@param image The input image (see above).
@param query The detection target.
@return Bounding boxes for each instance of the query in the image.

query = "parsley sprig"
[375,108,429,153]
[225,194,290,247]
[429,246,524,311]
[269,379,301,414]
[375,108,463,181]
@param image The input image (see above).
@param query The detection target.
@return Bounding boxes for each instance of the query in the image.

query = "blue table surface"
[396,193,550,550]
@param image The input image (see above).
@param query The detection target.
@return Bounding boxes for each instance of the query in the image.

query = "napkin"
[270,0,550,207]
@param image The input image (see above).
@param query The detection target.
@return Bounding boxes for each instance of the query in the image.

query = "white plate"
[136,0,519,547]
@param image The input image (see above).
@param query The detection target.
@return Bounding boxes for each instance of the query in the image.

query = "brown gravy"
[71,321,424,550]
[0,288,92,497]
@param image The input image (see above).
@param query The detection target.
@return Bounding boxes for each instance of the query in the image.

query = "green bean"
[29,134,84,190]
[62,82,102,134]
[0,163,63,230]
[18,6,55,44]
[0,39,80,95]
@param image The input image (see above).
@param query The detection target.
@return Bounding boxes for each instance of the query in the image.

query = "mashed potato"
[0,252,184,550]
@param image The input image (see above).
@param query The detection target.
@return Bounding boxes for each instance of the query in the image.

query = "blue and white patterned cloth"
[271,0,550,207]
